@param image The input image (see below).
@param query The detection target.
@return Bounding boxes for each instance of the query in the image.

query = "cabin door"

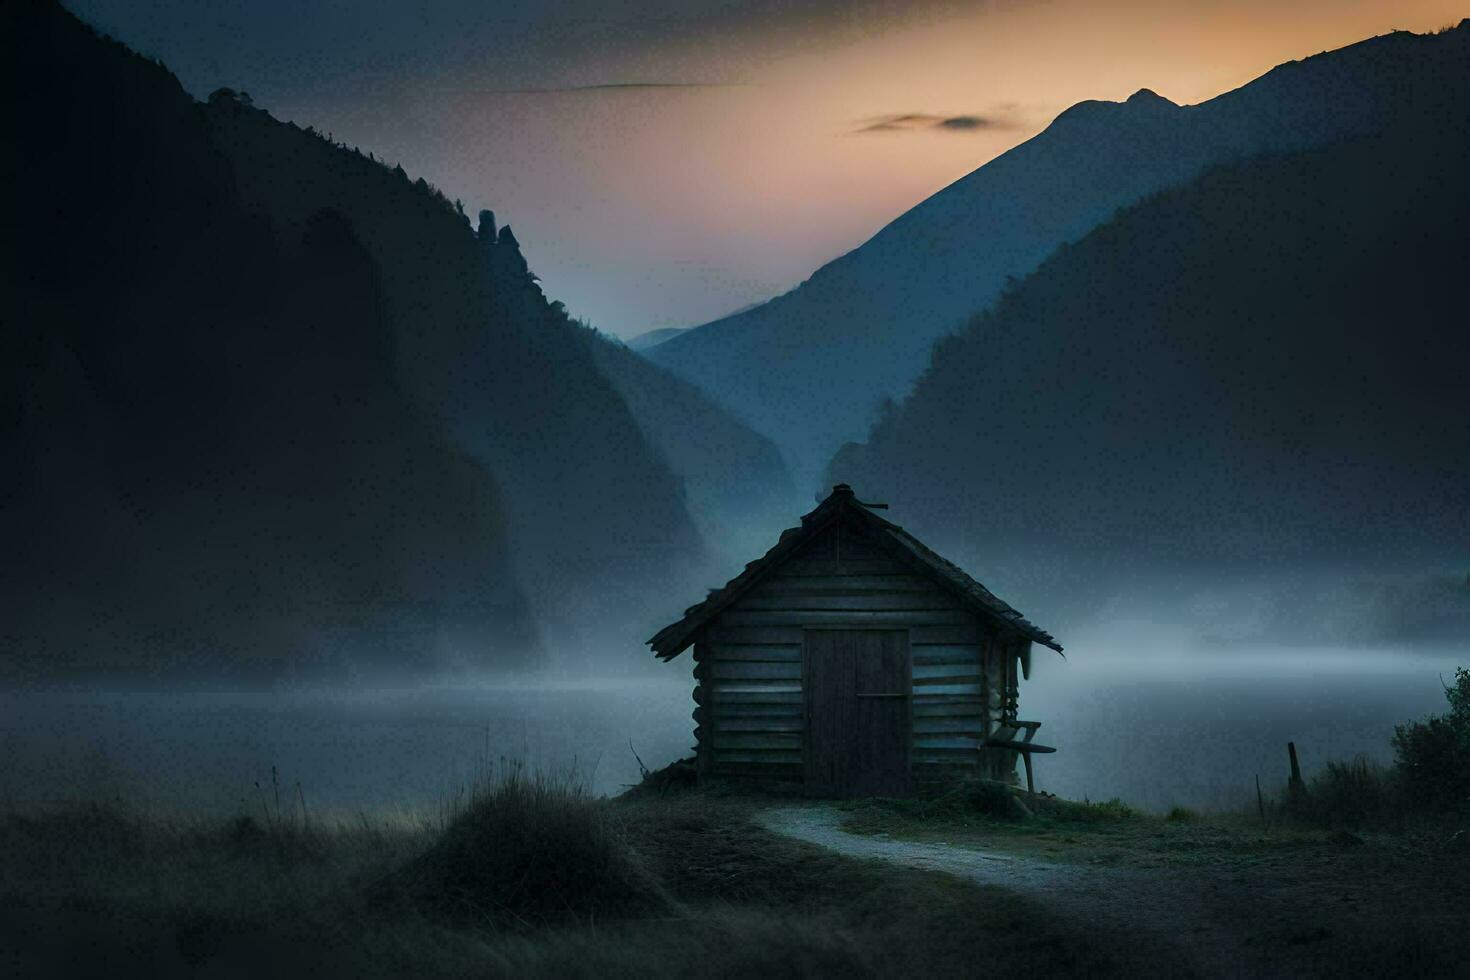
[803,629,912,797]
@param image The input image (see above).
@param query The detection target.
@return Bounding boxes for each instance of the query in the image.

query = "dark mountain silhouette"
[2,0,705,676]
[648,21,1470,488]
[829,97,1470,637]
[1,0,536,679]
[577,326,796,563]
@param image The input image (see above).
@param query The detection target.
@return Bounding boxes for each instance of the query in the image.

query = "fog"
[0,676,695,816]
[1019,633,1465,811]
[4,632,1462,816]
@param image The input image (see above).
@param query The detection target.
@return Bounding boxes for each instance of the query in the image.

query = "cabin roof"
[648,484,1062,660]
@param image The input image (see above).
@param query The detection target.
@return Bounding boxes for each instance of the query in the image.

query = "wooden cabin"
[648,484,1063,797]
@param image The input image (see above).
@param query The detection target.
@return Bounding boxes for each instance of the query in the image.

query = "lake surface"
[1021,641,1465,810]
[0,678,697,817]
[3,643,1464,815]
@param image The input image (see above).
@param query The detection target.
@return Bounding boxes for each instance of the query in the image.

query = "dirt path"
[757,806,1350,979]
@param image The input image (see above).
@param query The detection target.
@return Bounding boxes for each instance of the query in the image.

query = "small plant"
[1298,756,1396,828]
[397,760,668,927]
[1166,806,1199,823]
[1038,796,1137,823]
[1392,666,1470,814]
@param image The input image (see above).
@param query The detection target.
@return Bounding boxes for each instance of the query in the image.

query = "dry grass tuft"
[392,762,669,927]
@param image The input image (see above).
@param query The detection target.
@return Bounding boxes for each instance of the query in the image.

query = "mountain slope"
[578,327,797,562]
[197,75,711,662]
[1,0,538,678]
[829,104,1470,628]
[2,0,710,675]
[624,327,688,351]
[648,21,1470,487]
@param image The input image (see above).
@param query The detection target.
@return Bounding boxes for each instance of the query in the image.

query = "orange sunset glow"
[57,0,1470,334]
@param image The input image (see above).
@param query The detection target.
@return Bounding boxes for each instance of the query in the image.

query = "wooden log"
[911,695,987,711]
[705,644,801,662]
[909,680,982,695]
[712,750,804,765]
[709,625,979,645]
[759,574,939,593]
[913,735,985,750]
[913,717,987,734]
[708,660,802,680]
[912,645,982,665]
[706,689,803,704]
[911,750,983,765]
[737,593,967,612]
[770,560,911,578]
[708,764,803,780]
[912,664,982,681]
[711,701,802,718]
[711,733,802,750]
[719,609,974,627]
[712,717,803,733]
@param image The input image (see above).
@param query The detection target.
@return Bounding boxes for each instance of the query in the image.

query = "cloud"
[853,110,1016,134]
[479,81,751,96]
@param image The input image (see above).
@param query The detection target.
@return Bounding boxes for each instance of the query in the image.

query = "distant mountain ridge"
[829,89,1470,635]
[647,21,1470,487]
[577,324,796,565]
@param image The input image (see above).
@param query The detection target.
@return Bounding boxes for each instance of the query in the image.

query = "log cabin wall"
[691,518,1016,786]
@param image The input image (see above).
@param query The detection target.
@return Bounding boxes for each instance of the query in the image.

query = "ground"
[3,786,1466,978]
[0,791,1141,978]
[779,792,1470,978]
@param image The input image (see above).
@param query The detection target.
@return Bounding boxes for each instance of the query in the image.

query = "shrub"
[935,780,1022,820]
[1299,756,1396,828]
[397,764,668,927]
[1392,666,1470,813]
[1166,806,1199,823]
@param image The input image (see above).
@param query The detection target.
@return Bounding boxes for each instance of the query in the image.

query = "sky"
[66,0,1468,338]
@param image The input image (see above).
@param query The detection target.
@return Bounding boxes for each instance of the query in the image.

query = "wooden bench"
[984,719,1055,795]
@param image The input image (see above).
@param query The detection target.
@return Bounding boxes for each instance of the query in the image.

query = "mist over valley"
[4,4,1470,975]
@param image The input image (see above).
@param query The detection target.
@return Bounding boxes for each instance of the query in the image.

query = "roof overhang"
[647,485,1062,661]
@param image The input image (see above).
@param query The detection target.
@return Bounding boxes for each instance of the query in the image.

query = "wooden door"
[803,629,912,797]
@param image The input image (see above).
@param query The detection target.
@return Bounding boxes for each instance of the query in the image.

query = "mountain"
[623,327,688,351]
[577,326,797,564]
[1,0,706,676]
[193,46,712,665]
[828,93,1470,636]
[647,21,1470,489]
[1,0,537,679]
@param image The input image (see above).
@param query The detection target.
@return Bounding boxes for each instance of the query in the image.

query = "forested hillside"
[1,0,709,676]
[650,21,1470,487]
[578,327,795,564]
[831,108,1470,637]
[1,1,542,678]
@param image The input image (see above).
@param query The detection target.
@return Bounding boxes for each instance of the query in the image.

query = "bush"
[1166,806,1199,823]
[1392,666,1470,813]
[397,764,668,927]
[931,780,1022,820]
[1299,756,1396,828]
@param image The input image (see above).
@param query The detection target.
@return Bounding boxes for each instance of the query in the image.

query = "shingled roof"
[648,484,1062,661]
